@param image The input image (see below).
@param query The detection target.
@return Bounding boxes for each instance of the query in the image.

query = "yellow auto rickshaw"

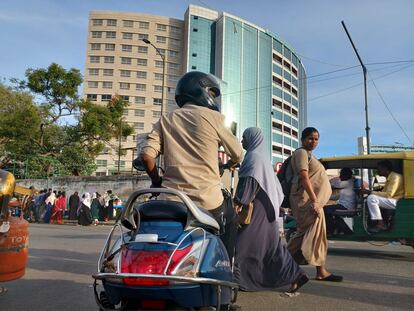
[319,151,414,247]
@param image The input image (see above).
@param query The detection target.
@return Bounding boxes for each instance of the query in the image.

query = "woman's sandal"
[315,274,343,282]
[286,274,310,294]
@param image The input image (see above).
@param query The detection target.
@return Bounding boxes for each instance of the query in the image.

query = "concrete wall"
[17,174,151,201]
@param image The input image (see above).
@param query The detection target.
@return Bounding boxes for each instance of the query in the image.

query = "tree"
[1,63,134,177]
[0,84,42,168]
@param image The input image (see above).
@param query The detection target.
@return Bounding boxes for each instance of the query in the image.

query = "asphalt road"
[1,223,413,311]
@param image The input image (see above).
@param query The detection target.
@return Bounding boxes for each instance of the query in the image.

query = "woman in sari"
[287,127,343,282]
[233,127,308,293]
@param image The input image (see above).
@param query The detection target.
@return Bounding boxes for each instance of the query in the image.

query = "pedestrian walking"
[68,192,80,220]
[77,193,93,226]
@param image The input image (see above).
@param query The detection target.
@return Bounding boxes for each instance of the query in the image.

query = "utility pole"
[342,21,372,190]
[341,21,371,155]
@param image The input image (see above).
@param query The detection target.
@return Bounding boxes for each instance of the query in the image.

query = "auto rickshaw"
[314,151,414,247]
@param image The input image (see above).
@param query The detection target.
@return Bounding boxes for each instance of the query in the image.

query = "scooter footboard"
[93,273,238,310]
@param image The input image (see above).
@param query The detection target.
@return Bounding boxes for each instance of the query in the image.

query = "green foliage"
[1,64,135,177]
[0,84,42,166]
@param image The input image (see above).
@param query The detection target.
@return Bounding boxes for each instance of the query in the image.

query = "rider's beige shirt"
[141,104,243,210]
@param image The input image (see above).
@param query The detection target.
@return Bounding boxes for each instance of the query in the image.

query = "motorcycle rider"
[140,71,243,259]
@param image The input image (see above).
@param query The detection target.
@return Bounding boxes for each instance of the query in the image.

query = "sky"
[1,0,413,158]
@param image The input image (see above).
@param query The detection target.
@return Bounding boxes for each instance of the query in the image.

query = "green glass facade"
[185,6,307,164]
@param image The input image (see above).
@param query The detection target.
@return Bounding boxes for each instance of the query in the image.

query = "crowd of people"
[139,71,349,295]
[26,189,122,226]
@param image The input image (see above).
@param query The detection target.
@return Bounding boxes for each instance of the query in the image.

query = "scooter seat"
[138,200,188,224]
[332,208,359,217]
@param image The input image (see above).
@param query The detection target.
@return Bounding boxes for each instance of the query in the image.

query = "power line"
[368,72,413,145]
[308,63,414,102]
[308,62,411,85]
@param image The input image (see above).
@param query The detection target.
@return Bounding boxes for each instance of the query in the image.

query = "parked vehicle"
[92,187,239,310]
[284,152,414,248]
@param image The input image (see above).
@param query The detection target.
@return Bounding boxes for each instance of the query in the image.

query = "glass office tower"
[184,5,307,164]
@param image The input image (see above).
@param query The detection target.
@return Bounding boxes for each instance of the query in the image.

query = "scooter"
[92,187,239,310]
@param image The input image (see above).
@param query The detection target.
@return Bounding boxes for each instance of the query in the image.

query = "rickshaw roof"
[320,151,414,163]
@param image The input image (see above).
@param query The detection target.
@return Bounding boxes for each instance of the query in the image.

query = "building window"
[121,57,132,65]
[156,36,167,44]
[121,44,132,52]
[155,60,163,68]
[88,81,99,88]
[168,75,178,83]
[105,43,115,51]
[101,94,112,101]
[137,59,147,66]
[138,46,148,54]
[192,53,197,57]
[170,38,180,45]
[96,159,107,167]
[120,70,131,77]
[153,98,162,105]
[168,50,179,58]
[135,109,145,117]
[88,68,99,76]
[191,66,197,70]
[122,32,133,40]
[169,63,180,70]
[122,109,129,116]
[120,82,130,90]
[136,84,146,91]
[104,56,114,64]
[107,19,117,26]
[114,160,125,167]
[193,28,198,32]
[86,94,97,101]
[91,43,101,50]
[152,110,161,118]
[123,20,133,27]
[103,69,113,76]
[170,25,181,34]
[157,24,167,31]
[91,31,102,38]
[102,81,113,89]
[138,21,149,29]
[168,99,175,106]
[135,96,145,104]
[92,19,103,26]
[90,56,100,63]
[106,31,116,39]
[134,122,145,130]
[138,33,149,40]
[136,71,147,79]
[154,85,162,93]
[154,73,163,80]
[273,53,282,64]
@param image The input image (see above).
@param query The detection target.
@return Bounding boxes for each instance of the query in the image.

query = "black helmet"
[175,71,221,111]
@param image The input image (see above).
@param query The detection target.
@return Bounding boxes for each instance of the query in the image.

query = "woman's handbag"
[238,202,254,225]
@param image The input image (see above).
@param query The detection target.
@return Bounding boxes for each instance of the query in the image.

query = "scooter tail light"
[121,244,194,285]
[170,240,208,277]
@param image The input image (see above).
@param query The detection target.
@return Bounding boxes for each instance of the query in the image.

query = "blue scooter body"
[93,188,237,310]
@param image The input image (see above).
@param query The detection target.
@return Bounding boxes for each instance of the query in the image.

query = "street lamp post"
[142,39,166,170]
[142,39,166,117]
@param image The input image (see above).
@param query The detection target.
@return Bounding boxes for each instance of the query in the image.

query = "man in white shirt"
[325,168,357,235]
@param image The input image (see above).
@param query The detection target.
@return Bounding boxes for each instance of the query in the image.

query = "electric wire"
[368,72,413,145]
[308,63,414,102]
